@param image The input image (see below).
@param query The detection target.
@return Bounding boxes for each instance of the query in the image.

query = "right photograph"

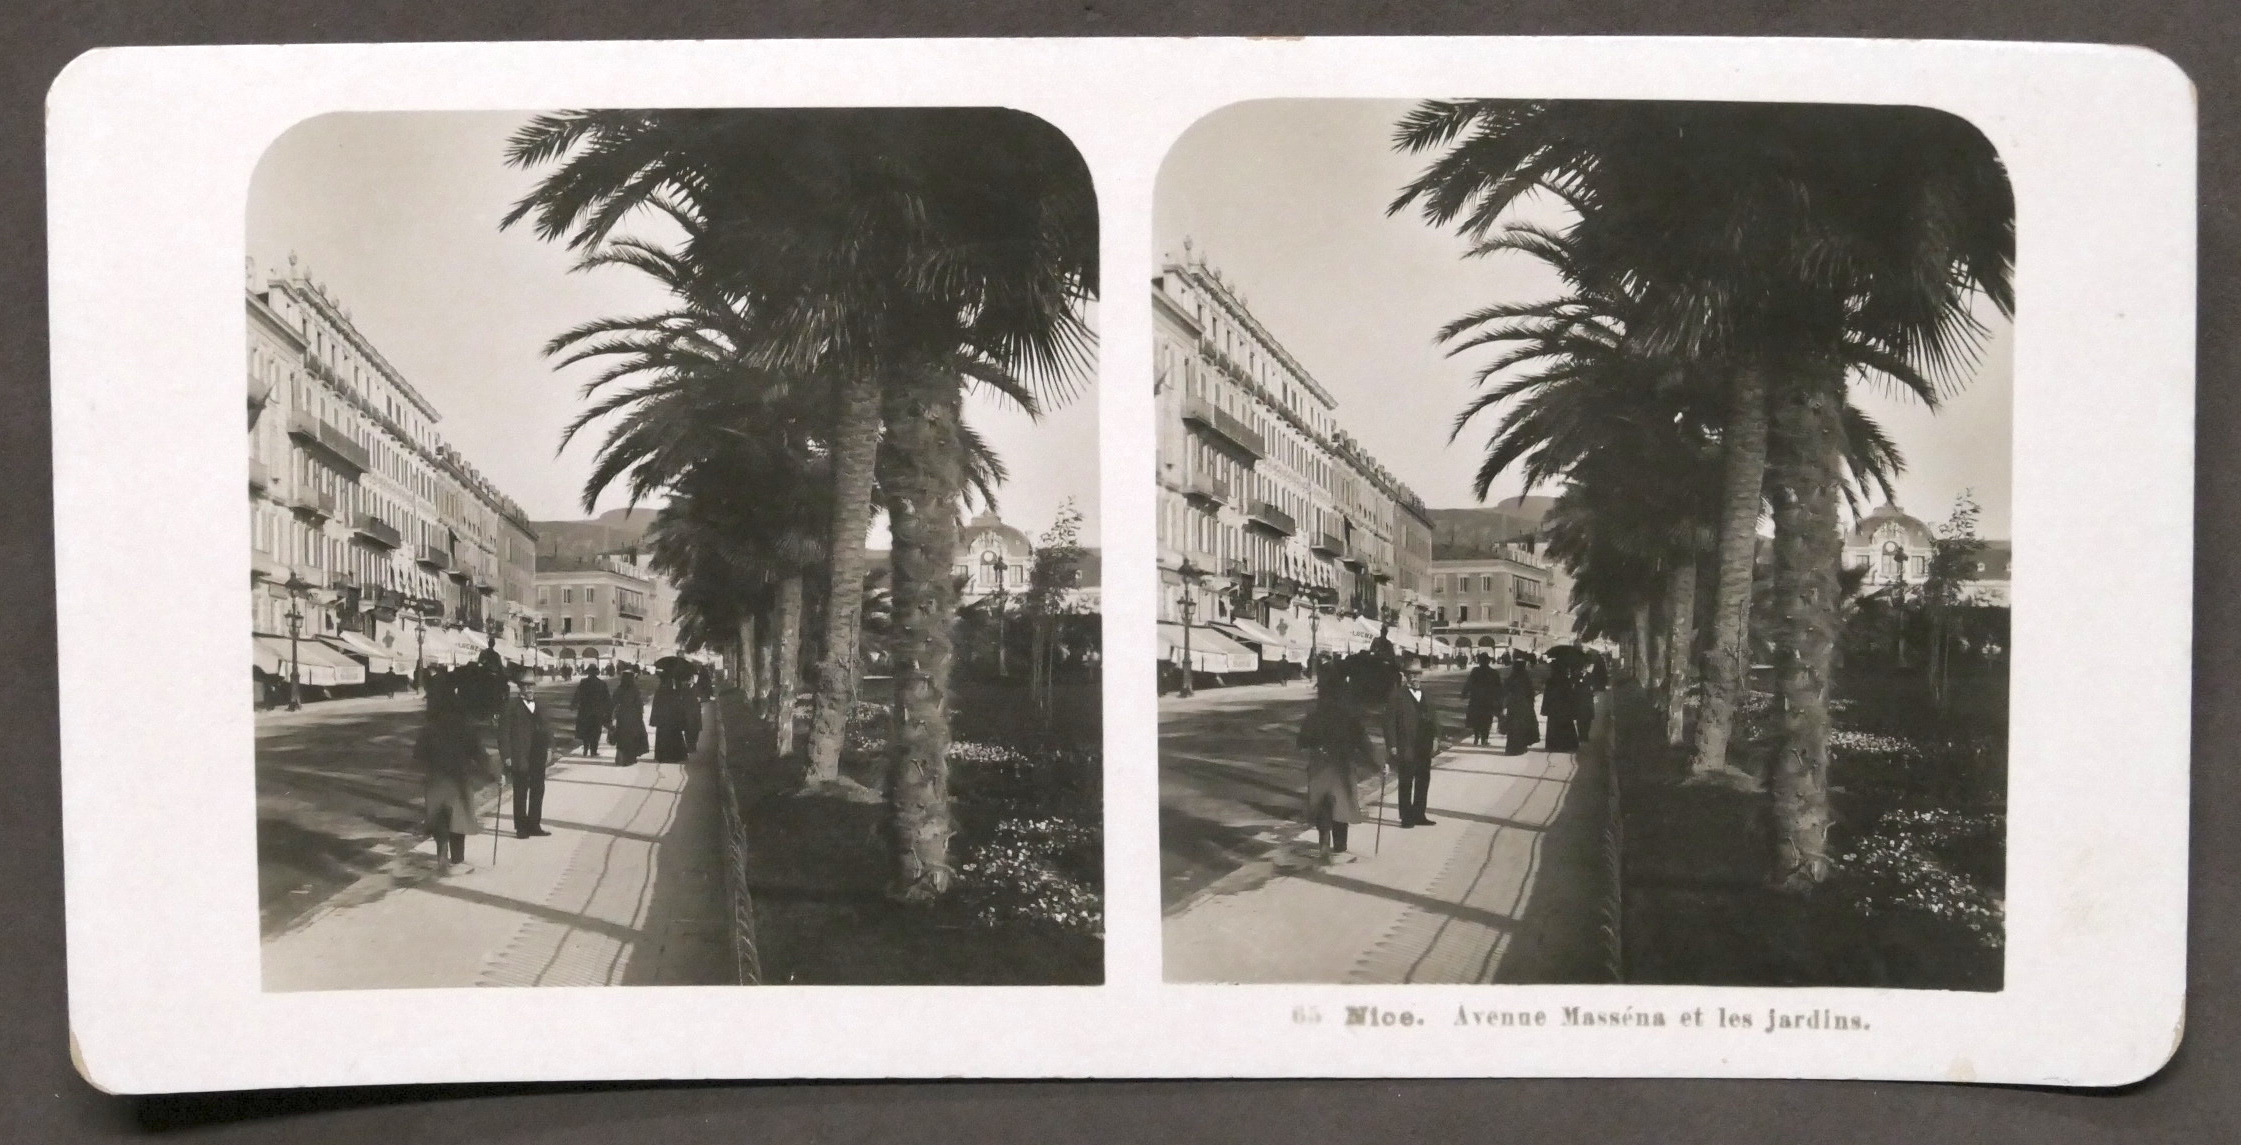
[1155,99,2013,988]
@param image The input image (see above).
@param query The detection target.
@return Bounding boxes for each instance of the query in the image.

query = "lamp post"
[992,554,1009,679]
[1177,559,1205,697]
[283,573,311,711]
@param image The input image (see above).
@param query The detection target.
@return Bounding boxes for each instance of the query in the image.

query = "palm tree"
[1395,100,2011,888]
[1434,222,1908,752]
[506,108,1096,900]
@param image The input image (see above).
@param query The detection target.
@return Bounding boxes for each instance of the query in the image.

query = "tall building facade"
[248,257,543,691]
[535,553,665,666]
[1428,545,1574,654]
[1153,251,1437,670]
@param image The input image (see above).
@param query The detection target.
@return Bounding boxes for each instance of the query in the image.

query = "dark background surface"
[5,2,2233,1141]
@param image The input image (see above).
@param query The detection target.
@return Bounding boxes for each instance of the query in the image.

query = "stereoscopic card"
[48,37,2192,1090]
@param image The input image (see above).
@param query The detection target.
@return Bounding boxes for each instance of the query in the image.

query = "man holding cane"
[499,666,554,840]
[1384,655,1442,829]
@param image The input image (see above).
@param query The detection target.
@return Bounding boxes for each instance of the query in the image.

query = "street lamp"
[992,553,1009,679]
[1176,558,1205,697]
[282,573,313,711]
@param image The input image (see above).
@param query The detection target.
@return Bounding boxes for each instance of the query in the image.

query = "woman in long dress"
[1297,661,1374,861]
[1462,653,1502,746]
[609,665,649,767]
[649,673,694,762]
[417,676,494,875]
[1502,657,1541,756]
[1543,663,1582,753]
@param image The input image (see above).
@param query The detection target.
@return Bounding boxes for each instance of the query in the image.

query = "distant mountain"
[532,506,659,562]
[1429,496,1557,560]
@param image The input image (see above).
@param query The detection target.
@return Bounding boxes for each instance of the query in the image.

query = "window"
[585,587,597,604]
[562,587,574,604]
[1458,606,1471,623]
[561,617,573,634]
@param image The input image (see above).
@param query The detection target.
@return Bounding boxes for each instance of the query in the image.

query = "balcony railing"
[617,599,647,620]
[1245,499,1296,536]
[292,488,338,520]
[415,543,451,571]
[1223,558,1250,581]
[1310,531,1344,557]
[1181,395,1267,460]
[1179,472,1232,506]
[287,410,370,477]
[352,513,402,549]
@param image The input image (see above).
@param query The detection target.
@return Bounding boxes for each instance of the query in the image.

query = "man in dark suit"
[500,669,554,838]
[572,661,612,759]
[1384,657,1442,827]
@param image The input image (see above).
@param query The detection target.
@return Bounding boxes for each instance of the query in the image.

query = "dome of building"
[960,510,1034,558]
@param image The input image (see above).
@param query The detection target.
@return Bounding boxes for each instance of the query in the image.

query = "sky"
[1153,99,2014,538]
[247,111,1100,545]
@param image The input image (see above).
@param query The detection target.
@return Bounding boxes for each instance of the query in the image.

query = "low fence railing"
[710,691,764,985]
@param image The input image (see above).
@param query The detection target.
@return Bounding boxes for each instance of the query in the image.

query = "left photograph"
[249,109,1103,990]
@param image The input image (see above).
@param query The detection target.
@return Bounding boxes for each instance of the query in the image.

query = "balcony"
[474,576,496,596]
[1179,472,1232,506]
[1223,558,1250,581]
[287,409,370,478]
[617,598,647,620]
[1181,395,1266,460]
[1244,499,1296,536]
[352,513,402,549]
[248,459,271,496]
[415,543,451,571]
[291,488,338,521]
[1310,531,1345,557]
[1373,561,1395,583]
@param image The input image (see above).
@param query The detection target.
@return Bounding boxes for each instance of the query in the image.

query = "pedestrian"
[1383,656,1442,827]
[572,661,612,759]
[1463,652,1502,746]
[1544,661,1582,753]
[498,667,554,838]
[415,675,494,876]
[1502,656,1541,756]
[609,663,649,767]
[650,670,694,762]
[1297,659,1375,861]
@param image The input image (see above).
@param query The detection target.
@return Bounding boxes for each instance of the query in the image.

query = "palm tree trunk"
[1631,602,1654,687]
[880,369,966,902]
[772,575,804,759]
[736,613,758,706]
[804,373,884,786]
[1690,361,1770,781]
[1647,596,1669,705]
[1768,369,1843,890]
[1664,559,1698,746]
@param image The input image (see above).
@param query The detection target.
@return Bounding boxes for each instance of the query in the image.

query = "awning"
[252,635,367,688]
[1216,618,1306,664]
[1157,622,1257,674]
[320,632,398,676]
[417,628,485,667]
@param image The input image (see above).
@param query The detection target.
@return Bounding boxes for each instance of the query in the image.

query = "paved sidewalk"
[1163,741,1583,984]
[262,734,733,990]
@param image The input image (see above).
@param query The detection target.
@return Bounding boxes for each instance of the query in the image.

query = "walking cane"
[1375,763,1387,854]
[492,764,503,867]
